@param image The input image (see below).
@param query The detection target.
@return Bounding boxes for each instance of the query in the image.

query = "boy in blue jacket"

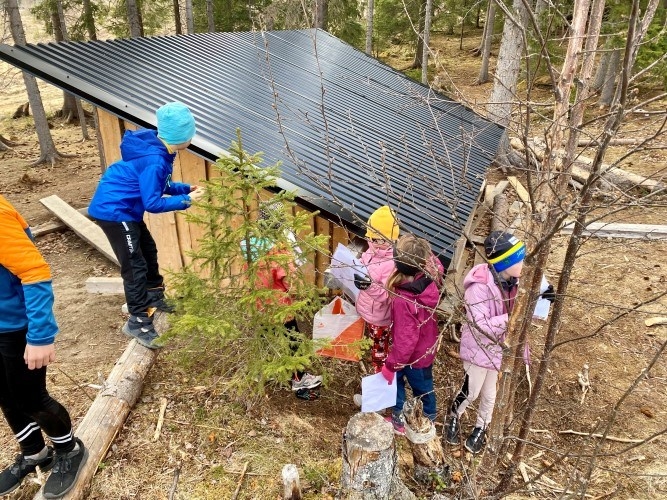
[0,195,87,498]
[89,102,203,349]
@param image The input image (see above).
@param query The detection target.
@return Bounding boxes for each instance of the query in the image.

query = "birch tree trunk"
[126,0,142,38]
[173,0,182,34]
[477,0,497,84]
[185,0,194,34]
[206,0,215,32]
[486,0,531,127]
[5,0,63,166]
[365,0,374,54]
[421,0,433,84]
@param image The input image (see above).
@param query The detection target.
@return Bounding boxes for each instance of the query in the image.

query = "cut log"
[31,207,90,238]
[507,176,531,205]
[40,195,118,265]
[490,193,509,233]
[341,412,415,499]
[85,277,124,294]
[561,221,667,240]
[33,311,169,500]
[282,464,302,500]
[402,399,448,487]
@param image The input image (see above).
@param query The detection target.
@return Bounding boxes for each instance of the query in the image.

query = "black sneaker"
[43,438,88,499]
[0,448,55,495]
[295,387,320,400]
[464,427,486,454]
[444,414,460,445]
[122,313,161,349]
[147,288,175,313]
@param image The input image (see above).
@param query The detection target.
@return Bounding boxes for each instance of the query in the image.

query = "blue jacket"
[0,195,59,345]
[88,129,192,222]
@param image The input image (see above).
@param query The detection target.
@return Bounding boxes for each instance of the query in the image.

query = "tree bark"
[486,0,531,127]
[314,0,328,30]
[82,0,97,40]
[185,0,194,34]
[477,0,497,84]
[5,0,63,167]
[173,0,182,34]
[365,0,374,54]
[341,412,415,499]
[410,0,427,69]
[598,48,621,107]
[206,0,215,32]
[421,0,433,84]
[402,399,447,487]
[126,0,142,38]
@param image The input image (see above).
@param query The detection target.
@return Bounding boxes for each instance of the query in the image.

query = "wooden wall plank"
[172,152,207,266]
[144,211,183,276]
[315,216,332,288]
[96,109,123,167]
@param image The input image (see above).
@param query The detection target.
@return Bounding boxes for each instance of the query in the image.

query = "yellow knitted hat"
[366,206,399,241]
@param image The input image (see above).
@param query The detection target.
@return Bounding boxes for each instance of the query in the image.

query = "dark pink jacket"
[385,261,443,371]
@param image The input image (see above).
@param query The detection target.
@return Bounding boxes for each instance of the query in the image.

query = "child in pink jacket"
[379,234,443,434]
[444,231,527,454]
[353,206,400,373]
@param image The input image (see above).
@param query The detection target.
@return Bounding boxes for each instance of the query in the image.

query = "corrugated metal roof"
[0,29,504,262]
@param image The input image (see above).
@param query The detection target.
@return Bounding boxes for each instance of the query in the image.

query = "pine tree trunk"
[365,0,374,54]
[477,0,496,84]
[185,0,194,34]
[314,0,328,30]
[410,0,427,68]
[206,0,215,32]
[173,0,182,34]
[592,45,611,90]
[486,0,530,127]
[5,0,62,166]
[82,0,97,40]
[127,0,142,38]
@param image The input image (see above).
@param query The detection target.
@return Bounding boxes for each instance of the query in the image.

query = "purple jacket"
[459,264,517,371]
[355,242,395,326]
[385,263,443,371]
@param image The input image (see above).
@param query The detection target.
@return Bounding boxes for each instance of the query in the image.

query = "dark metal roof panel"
[0,29,504,261]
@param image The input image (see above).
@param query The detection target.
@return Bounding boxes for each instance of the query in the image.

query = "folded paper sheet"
[360,372,398,413]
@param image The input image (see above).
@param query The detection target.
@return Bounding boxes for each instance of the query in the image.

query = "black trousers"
[97,219,164,316]
[0,330,74,455]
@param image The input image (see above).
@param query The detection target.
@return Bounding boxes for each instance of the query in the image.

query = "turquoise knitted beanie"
[156,102,196,145]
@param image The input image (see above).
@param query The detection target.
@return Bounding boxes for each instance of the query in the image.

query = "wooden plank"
[172,152,207,266]
[507,176,531,205]
[39,196,118,266]
[32,207,89,238]
[561,222,667,240]
[96,109,123,167]
[296,206,316,286]
[85,277,123,294]
[144,211,183,275]
[33,312,167,500]
[315,216,332,288]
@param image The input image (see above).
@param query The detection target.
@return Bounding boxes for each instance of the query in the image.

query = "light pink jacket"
[459,264,517,371]
[355,242,395,326]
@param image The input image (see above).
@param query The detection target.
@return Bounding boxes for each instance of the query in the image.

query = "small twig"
[231,461,250,500]
[559,429,643,443]
[153,397,168,442]
[168,460,181,500]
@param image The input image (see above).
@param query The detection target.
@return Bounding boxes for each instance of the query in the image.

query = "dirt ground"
[2,8,667,500]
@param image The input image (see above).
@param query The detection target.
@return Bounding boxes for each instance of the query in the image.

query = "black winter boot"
[147,287,175,313]
[444,414,460,445]
[464,427,486,454]
[122,313,161,349]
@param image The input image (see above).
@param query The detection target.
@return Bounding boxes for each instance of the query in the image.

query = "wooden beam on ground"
[507,176,531,205]
[561,222,667,240]
[85,277,124,294]
[31,207,90,238]
[33,312,168,500]
[40,196,118,266]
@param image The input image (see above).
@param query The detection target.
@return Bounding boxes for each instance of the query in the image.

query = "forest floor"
[1,7,667,500]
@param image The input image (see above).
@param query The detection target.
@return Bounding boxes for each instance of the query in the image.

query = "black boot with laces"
[464,427,486,454]
[0,448,55,495]
[43,437,88,499]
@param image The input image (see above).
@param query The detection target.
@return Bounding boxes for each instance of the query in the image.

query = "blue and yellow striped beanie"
[484,231,526,272]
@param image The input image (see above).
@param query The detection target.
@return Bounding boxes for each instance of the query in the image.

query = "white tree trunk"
[365,0,374,54]
[421,0,432,84]
[185,0,194,34]
[486,0,531,127]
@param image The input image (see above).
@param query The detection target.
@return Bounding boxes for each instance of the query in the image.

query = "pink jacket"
[355,242,395,326]
[459,264,517,371]
[385,258,444,371]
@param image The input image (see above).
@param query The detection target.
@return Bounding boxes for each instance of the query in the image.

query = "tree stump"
[402,399,448,487]
[341,412,415,500]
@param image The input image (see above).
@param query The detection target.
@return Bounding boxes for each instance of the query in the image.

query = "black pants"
[97,219,164,316]
[0,330,74,455]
